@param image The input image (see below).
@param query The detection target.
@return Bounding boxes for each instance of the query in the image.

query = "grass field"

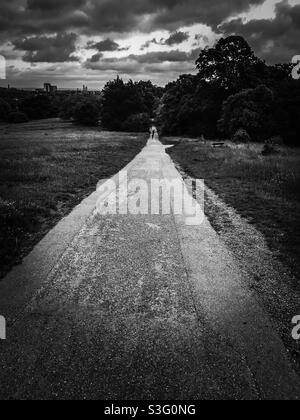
[162,137,300,281]
[0,119,147,279]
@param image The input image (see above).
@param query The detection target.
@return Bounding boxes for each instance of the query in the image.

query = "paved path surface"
[0,134,300,400]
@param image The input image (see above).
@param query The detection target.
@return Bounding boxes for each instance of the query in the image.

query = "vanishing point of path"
[0,133,300,400]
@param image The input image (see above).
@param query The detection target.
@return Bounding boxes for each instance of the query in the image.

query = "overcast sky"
[0,0,299,89]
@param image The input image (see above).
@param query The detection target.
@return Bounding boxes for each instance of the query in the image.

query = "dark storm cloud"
[83,0,266,34]
[141,31,189,50]
[0,0,265,40]
[89,53,103,62]
[84,49,198,83]
[85,47,201,72]
[87,38,120,52]
[129,50,191,64]
[27,0,86,12]
[84,57,141,75]
[220,1,300,64]
[1,0,297,86]
[87,38,129,52]
[131,48,202,64]
[13,33,80,63]
[163,31,190,46]
[148,0,265,31]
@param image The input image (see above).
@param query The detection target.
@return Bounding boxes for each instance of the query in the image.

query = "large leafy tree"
[157,75,197,135]
[218,85,274,141]
[196,36,265,92]
[73,97,101,126]
[101,77,129,130]
[0,98,11,121]
[101,77,162,131]
[272,78,300,146]
[157,74,227,138]
[21,95,58,120]
[123,113,152,132]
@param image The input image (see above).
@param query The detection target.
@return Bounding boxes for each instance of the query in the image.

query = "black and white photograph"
[0,0,300,404]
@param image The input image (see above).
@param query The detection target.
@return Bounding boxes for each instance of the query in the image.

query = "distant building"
[1,84,101,96]
[44,83,58,93]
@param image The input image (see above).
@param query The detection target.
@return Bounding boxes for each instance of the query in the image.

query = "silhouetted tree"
[7,111,29,124]
[218,85,274,141]
[59,95,85,120]
[21,95,57,120]
[196,36,265,93]
[123,113,152,132]
[158,35,299,144]
[271,78,300,146]
[73,98,101,126]
[0,98,11,121]
[101,77,162,131]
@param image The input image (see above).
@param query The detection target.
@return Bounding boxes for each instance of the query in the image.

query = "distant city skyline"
[0,0,299,89]
[0,83,101,92]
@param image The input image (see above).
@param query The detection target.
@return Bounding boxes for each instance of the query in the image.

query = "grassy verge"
[162,137,300,281]
[0,118,147,279]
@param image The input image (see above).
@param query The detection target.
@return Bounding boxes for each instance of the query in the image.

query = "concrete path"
[0,134,300,400]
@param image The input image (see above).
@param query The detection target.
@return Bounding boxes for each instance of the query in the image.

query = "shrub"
[232,129,251,144]
[262,144,279,156]
[0,199,24,230]
[0,98,11,121]
[73,99,101,126]
[262,137,282,156]
[7,111,29,124]
[266,136,284,146]
[122,113,151,132]
[21,95,58,120]
[59,96,81,120]
[218,85,274,141]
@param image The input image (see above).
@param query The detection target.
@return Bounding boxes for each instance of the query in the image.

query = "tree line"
[157,36,300,146]
[0,79,163,131]
[0,35,299,145]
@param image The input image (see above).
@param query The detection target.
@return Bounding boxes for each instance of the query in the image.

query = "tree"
[157,74,197,135]
[122,113,151,132]
[157,75,226,138]
[21,95,57,120]
[218,85,274,141]
[271,78,300,146]
[7,111,29,124]
[101,77,162,131]
[102,77,130,130]
[196,36,265,92]
[59,95,84,120]
[0,98,11,121]
[73,98,101,126]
